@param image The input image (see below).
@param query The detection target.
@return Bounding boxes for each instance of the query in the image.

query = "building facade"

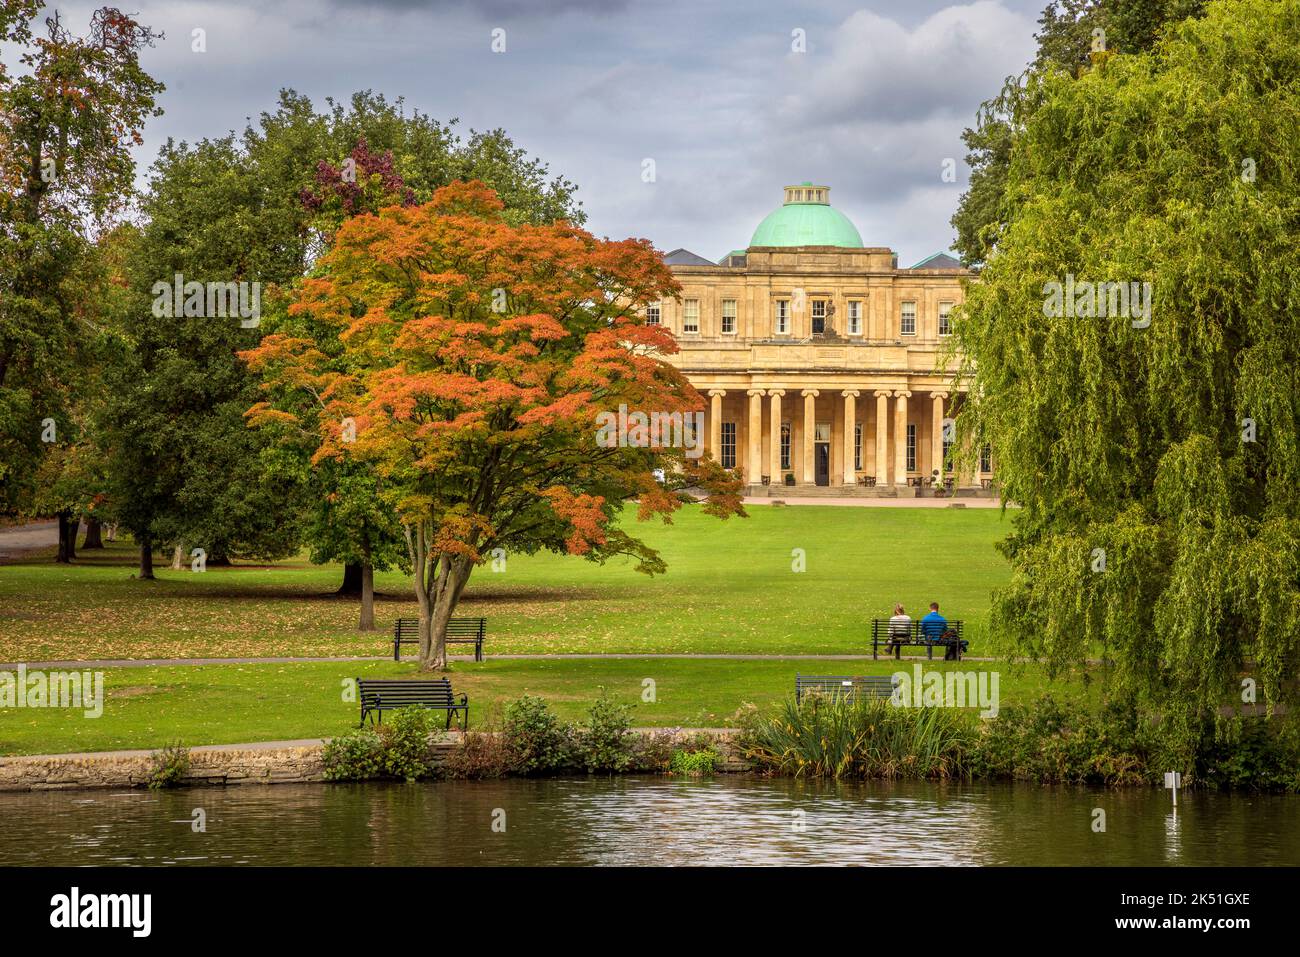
[653,183,992,496]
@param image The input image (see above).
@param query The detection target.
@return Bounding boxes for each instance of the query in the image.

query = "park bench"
[393,617,487,662]
[356,677,468,729]
[795,674,899,703]
[870,618,967,660]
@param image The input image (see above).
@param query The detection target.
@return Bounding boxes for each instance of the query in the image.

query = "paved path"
[743,495,1007,508]
[1,653,1019,669]
[0,519,60,561]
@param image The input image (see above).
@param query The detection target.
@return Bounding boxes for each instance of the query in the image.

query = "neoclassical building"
[653,183,992,496]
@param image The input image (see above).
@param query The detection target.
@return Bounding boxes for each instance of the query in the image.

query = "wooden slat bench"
[356,677,468,729]
[870,618,967,660]
[393,617,487,662]
[795,674,899,703]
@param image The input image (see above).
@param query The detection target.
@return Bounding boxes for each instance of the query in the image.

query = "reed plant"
[737,693,976,779]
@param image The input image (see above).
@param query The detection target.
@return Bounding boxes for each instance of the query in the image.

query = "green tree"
[953,0,1300,734]
[951,0,1205,267]
[0,4,161,520]
[101,137,308,576]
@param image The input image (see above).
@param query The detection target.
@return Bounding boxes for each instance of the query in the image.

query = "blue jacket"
[920,611,947,641]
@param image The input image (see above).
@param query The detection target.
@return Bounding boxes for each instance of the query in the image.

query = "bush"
[322,708,436,782]
[502,695,572,775]
[147,742,190,789]
[322,726,385,781]
[669,746,720,776]
[377,707,437,781]
[575,689,634,773]
[628,728,680,772]
[441,729,514,779]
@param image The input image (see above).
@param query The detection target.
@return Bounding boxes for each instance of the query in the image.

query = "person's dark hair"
[930,602,939,611]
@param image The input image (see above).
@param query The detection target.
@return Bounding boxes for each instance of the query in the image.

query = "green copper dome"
[748,183,863,249]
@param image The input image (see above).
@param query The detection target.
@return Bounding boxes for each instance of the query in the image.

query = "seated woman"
[887,604,911,657]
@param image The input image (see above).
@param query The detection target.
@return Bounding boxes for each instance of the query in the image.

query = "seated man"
[921,603,967,660]
[919,602,947,645]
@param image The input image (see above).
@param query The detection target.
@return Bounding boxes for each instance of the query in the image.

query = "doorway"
[815,443,830,486]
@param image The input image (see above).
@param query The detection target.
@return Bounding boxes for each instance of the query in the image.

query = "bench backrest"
[796,675,898,700]
[394,617,486,641]
[357,677,457,709]
[870,618,963,640]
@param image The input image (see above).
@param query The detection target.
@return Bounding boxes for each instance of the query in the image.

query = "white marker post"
[1164,771,1181,809]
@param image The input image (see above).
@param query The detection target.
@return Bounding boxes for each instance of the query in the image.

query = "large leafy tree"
[244,182,743,669]
[100,136,308,576]
[951,0,1205,267]
[0,3,161,526]
[244,91,584,626]
[954,0,1300,734]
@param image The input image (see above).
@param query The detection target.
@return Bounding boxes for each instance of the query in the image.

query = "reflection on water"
[0,777,1295,866]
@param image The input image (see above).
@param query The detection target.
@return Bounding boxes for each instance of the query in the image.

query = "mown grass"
[0,504,1012,660]
[0,657,1092,755]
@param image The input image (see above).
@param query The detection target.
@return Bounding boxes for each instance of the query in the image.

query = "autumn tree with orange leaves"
[243,181,743,669]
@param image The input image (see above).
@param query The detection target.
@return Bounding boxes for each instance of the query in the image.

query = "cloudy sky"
[44,0,1044,266]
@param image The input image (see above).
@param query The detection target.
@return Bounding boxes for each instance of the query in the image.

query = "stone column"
[709,390,725,462]
[931,391,948,485]
[801,390,818,484]
[841,390,860,485]
[893,390,911,487]
[746,389,764,484]
[768,389,785,481]
[874,390,890,487]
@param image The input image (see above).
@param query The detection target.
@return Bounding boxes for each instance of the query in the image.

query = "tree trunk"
[55,511,75,563]
[138,538,155,580]
[337,561,363,596]
[171,544,185,570]
[419,555,474,672]
[358,560,375,632]
[82,517,104,549]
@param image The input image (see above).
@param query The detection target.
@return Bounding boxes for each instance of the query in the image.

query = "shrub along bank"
[321,690,722,782]
[319,691,1299,792]
[735,694,1300,791]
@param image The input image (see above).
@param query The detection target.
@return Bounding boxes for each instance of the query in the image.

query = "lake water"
[1,776,1295,866]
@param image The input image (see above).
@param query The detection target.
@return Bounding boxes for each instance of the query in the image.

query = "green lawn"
[0,504,1012,660]
[0,503,1053,755]
[0,657,1089,755]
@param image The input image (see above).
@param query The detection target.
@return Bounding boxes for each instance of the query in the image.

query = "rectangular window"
[938,301,953,336]
[721,299,736,335]
[646,302,660,326]
[811,300,827,335]
[906,423,916,472]
[981,444,992,473]
[854,423,862,470]
[683,299,699,334]
[847,301,862,335]
[780,422,791,470]
[720,422,736,469]
[901,301,917,336]
[943,434,954,472]
[775,300,789,335]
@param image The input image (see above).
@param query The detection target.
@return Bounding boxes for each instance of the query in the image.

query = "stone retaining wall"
[0,731,747,792]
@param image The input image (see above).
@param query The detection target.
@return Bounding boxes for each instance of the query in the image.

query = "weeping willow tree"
[953,0,1300,729]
